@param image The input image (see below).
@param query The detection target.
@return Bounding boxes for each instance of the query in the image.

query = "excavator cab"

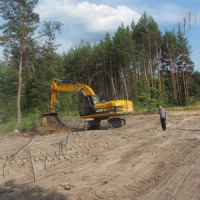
[79,94,100,116]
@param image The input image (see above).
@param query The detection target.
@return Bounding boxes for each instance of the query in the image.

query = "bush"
[0,118,17,135]
[0,109,42,135]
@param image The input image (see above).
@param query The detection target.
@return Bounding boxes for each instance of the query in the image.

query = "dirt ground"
[0,110,200,200]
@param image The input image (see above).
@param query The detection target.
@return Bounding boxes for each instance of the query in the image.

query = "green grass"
[167,104,200,111]
[133,103,200,115]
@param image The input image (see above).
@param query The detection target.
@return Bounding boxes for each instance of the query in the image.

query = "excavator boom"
[48,79,96,112]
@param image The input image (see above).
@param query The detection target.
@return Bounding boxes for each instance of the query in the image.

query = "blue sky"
[3,0,200,71]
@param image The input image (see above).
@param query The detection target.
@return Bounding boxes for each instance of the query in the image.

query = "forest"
[0,0,200,132]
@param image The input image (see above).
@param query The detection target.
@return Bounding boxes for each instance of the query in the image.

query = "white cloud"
[36,0,141,33]
[35,0,142,52]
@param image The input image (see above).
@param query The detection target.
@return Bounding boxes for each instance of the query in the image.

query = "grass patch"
[167,104,200,111]
[133,104,200,115]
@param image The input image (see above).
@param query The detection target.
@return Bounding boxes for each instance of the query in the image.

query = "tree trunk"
[147,35,154,94]
[17,49,23,124]
[169,55,178,105]
[176,67,181,104]
[133,64,138,98]
[109,55,112,76]
[17,6,24,124]
[155,40,162,92]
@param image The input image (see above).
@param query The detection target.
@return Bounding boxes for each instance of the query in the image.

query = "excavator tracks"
[78,118,126,131]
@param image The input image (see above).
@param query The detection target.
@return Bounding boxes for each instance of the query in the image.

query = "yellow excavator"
[42,79,133,129]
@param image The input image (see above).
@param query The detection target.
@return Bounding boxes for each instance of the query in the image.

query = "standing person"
[158,105,167,131]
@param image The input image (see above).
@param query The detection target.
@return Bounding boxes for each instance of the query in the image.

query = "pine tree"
[176,31,194,105]
[112,23,136,99]
[162,31,178,105]
[0,0,62,123]
[133,12,162,105]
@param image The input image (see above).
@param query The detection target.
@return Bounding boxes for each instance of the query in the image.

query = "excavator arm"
[48,79,97,112]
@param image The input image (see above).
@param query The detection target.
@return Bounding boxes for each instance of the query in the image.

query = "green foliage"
[147,98,165,112]
[0,66,18,123]
[0,119,17,135]
[191,71,200,102]
[17,108,42,129]
[133,101,147,113]
[23,52,65,112]
[0,108,41,134]
[53,93,79,113]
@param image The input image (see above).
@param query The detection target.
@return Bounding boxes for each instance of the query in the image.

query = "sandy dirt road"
[0,110,200,200]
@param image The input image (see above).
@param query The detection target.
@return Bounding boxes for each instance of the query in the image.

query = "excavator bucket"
[41,112,66,129]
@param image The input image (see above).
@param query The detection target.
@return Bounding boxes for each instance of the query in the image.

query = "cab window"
[92,96,100,104]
